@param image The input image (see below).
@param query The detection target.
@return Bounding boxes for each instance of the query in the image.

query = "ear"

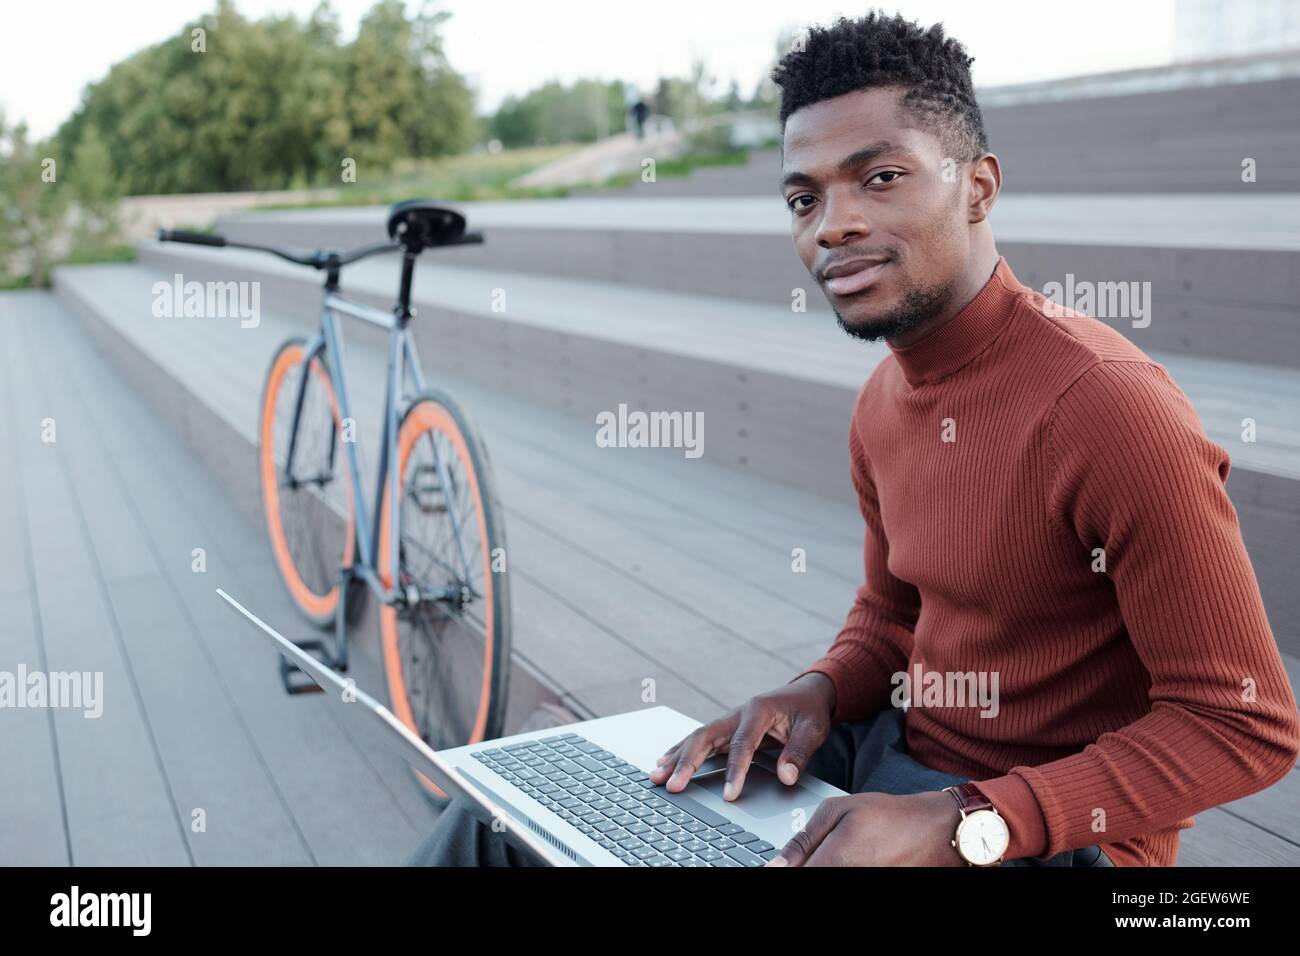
[967,153,1002,224]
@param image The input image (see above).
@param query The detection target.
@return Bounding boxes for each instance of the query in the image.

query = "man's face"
[781,86,970,342]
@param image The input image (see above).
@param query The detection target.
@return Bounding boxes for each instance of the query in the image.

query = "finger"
[647,736,694,786]
[647,739,686,784]
[775,711,830,786]
[768,797,849,867]
[663,734,718,793]
[724,709,775,801]
[664,716,737,792]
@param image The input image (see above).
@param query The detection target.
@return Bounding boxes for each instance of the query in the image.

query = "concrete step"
[135,239,1300,481]
[213,197,1300,368]
[979,74,1300,193]
[58,247,1300,658]
[135,237,885,503]
[599,75,1300,196]
[51,260,874,727]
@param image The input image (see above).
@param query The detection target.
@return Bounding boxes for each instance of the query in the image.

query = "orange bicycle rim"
[378,400,495,795]
[260,345,355,620]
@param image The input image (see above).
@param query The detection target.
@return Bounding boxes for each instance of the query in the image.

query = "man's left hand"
[767,790,968,866]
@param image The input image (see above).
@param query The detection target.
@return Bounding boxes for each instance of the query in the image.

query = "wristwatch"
[943,783,1010,867]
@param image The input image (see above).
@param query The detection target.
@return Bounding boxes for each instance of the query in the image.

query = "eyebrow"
[780,140,912,191]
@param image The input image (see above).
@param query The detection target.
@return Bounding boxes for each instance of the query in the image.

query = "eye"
[866,170,903,186]
[787,194,817,213]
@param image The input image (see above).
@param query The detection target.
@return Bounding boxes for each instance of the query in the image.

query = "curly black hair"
[771,11,988,162]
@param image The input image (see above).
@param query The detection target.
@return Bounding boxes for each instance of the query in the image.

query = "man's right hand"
[646,672,837,800]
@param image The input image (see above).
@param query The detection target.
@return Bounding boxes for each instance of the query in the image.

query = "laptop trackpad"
[692,765,815,820]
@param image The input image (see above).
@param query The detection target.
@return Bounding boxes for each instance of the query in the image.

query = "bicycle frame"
[279,263,477,669]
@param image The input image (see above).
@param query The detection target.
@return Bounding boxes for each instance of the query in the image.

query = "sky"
[1,0,1178,140]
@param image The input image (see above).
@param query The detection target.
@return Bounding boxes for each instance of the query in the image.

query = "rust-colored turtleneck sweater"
[804,256,1299,866]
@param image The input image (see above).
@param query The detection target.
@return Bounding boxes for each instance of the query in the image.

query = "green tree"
[344,0,476,178]
[489,79,626,148]
[53,0,474,195]
[68,125,122,255]
[0,115,71,287]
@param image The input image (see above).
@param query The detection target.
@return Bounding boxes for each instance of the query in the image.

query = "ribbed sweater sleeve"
[799,416,920,721]
[975,361,1300,860]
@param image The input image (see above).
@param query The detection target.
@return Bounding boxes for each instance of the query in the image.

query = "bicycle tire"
[377,388,512,800]
[258,337,356,628]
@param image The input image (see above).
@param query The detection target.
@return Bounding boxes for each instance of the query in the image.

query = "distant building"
[1175,0,1300,60]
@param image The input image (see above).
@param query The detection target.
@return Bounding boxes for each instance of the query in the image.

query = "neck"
[888,244,1001,349]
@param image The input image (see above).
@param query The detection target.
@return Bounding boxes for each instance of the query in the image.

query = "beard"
[833,278,956,343]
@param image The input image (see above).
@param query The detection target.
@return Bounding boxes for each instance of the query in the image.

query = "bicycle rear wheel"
[378,389,511,799]
[259,338,356,627]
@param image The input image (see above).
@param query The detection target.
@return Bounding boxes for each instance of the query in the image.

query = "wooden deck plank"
[225,555,441,842]
[1213,769,1300,849]
[0,328,32,599]
[497,480,845,657]
[507,574,720,716]
[43,308,435,837]
[490,434,859,619]
[505,516,801,704]
[39,258,1300,867]
[20,296,315,865]
[0,592,71,865]
[0,299,70,864]
[40,298,433,864]
[100,576,315,865]
[76,498,420,867]
[4,305,191,866]
[1179,806,1300,866]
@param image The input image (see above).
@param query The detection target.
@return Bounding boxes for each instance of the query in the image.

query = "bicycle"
[158,200,511,800]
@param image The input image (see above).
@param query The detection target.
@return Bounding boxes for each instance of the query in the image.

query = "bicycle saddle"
[386,200,466,251]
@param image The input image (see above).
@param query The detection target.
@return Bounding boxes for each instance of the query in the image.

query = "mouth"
[822,258,891,297]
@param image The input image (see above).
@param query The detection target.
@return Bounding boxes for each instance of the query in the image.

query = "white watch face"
[956,809,1009,865]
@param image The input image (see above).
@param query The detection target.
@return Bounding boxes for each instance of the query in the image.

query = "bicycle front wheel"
[378,389,511,799]
[259,338,356,627]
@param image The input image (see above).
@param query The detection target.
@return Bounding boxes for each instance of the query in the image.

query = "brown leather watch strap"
[946,782,994,815]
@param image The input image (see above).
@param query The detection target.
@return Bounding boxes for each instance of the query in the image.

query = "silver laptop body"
[217,588,846,867]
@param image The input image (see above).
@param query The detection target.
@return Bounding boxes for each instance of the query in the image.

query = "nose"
[813,188,873,248]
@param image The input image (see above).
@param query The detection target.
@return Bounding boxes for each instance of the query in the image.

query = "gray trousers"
[406,706,1114,867]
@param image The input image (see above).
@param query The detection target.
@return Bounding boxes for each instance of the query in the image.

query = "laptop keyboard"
[471,732,781,866]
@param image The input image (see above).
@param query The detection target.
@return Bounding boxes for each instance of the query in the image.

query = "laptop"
[216,588,846,867]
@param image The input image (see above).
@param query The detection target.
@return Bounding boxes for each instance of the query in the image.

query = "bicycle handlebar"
[156,228,332,267]
[335,240,403,266]
[157,229,226,247]
[155,227,484,270]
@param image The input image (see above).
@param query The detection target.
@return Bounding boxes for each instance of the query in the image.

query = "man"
[410,11,1299,867]
[632,98,649,139]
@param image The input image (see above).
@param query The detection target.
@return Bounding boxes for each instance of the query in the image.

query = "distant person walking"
[631,99,649,139]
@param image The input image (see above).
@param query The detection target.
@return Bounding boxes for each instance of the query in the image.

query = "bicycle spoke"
[389,401,499,754]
